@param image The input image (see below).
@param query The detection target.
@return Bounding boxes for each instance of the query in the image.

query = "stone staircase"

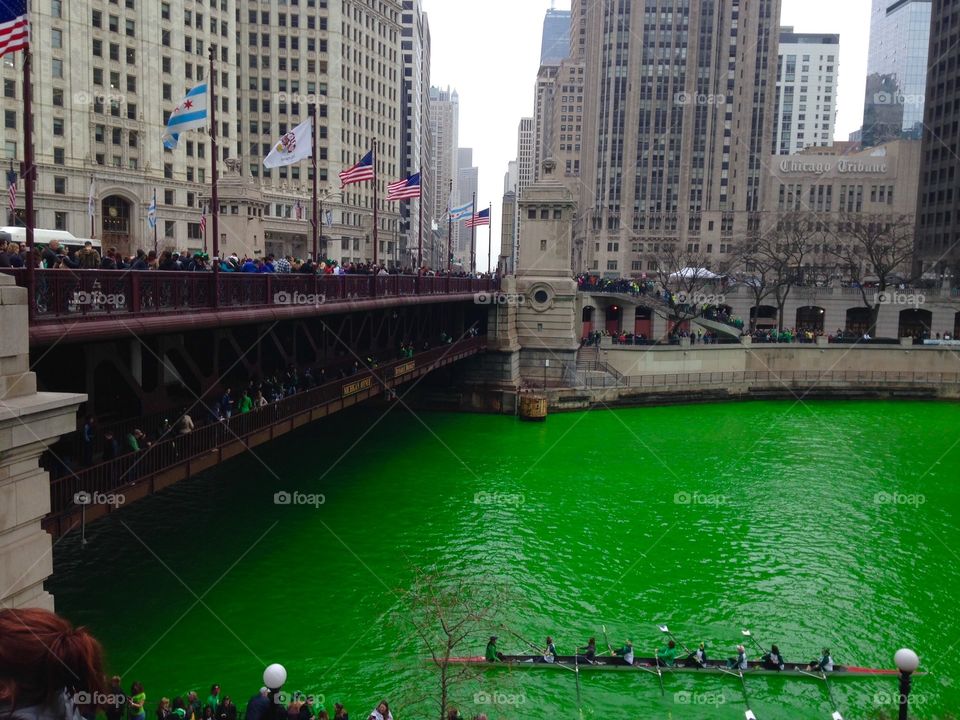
[573,346,625,387]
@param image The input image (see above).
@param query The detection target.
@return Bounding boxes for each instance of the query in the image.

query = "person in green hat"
[613,640,634,666]
[484,635,503,662]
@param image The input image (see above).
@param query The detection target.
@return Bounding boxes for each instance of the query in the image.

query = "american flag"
[199,204,207,235]
[387,173,421,201]
[6,169,16,215]
[0,1,29,59]
[465,208,491,228]
[339,150,375,187]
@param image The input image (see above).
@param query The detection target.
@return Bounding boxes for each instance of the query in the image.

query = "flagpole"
[90,176,96,239]
[208,46,220,303]
[23,46,35,319]
[447,179,452,273]
[487,202,492,275]
[152,188,158,254]
[470,191,477,275]
[417,151,423,271]
[372,138,379,266]
[309,105,319,262]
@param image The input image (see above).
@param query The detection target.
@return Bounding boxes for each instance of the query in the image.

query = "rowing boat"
[445,655,922,678]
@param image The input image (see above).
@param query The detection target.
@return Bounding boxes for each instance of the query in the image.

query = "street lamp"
[263,663,287,720]
[894,648,919,720]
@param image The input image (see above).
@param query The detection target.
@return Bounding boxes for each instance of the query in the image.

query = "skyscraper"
[914,0,960,280]
[773,28,840,155]
[429,86,459,258]
[400,1,432,266]
[516,118,535,194]
[861,0,932,147]
[540,8,571,64]
[533,64,561,182]
[575,0,781,276]
[456,147,479,260]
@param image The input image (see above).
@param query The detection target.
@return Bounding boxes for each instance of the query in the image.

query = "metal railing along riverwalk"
[570,369,960,389]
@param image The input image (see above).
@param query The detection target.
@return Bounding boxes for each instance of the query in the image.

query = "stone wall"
[0,275,85,610]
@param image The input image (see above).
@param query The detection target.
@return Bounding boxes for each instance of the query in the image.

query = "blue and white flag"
[162,84,208,150]
[147,191,157,230]
[449,201,474,222]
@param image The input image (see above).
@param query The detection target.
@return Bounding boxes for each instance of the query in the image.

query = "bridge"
[0,269,498,345]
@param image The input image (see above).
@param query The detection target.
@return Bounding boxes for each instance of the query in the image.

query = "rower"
[726,644,748,670]
[538,636,557,664]
[761,644,786,671]
[655,639,676,667]
[576,637,597,663]
[686,641,708,668]
[613,640,634,666]
[808,648,834,672]
[485,636,503,662]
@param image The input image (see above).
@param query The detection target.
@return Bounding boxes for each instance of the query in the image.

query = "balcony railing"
[0,270,498,323]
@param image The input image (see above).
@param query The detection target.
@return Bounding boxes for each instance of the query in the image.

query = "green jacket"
[485,642,499,662]
[658,645,677,666]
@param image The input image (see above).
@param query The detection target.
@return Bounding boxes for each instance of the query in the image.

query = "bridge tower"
[0,275,84,609]
[514,158,579,385]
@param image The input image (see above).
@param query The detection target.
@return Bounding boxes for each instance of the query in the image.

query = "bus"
[0,227,102,253]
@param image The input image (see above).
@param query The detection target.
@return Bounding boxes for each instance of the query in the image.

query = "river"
[51,400,960,719]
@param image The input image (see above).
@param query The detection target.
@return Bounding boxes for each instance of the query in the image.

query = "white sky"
[423,0,872,270]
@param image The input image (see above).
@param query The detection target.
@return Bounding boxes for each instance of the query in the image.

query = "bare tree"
[827,213,915,336]
[753,212,820,333]
[647,243,731,338]
[732,237,777,332]
[392,566,509,720]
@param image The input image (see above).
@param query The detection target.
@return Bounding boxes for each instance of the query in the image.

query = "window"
[3,79,14,98]
[164,221,175,238]
[54,211,67,230]
[52,88,64,106]
[51,29,62,49]
[54,177,66,194]
[53,148,65,165]
[527,209,536,219]
[164,189,174,205]
[52,118,64,136]
[52,0,62,18]
[164,163,173,179]
[3,110,15,129]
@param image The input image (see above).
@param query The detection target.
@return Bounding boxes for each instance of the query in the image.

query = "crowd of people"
[0,237,494,279]
[69,329,475,472]
[0,608,501,720]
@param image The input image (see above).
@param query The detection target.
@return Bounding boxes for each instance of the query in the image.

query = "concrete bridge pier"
[0,274,84,609]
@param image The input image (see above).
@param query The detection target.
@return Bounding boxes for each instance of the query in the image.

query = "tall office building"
[400,1,432,267]
[1,0,237,253]
[861,0,932,147]
[428,85,459,261]
[540,8,571,64]
[516,117,535,193]
[533,64,561,182]
[575,0,781,276]
[241,1,403,264]
[773,28,839,155]
[914,0,960,279]
[1,0,408,266]
[456,147,478,260]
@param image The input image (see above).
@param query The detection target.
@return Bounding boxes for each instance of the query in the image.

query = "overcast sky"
[423,0,873,270]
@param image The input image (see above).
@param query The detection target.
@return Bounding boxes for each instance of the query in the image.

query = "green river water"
[51,400,960,719]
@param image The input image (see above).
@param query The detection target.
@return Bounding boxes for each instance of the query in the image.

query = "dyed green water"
[52,401,960,719]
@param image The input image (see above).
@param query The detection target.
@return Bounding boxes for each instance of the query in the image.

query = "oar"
[741,629,767,657]
[658,624,694,657]
[505,628,544,655]
[737,668,757,720]
[821,671,844,720]
[652,649,665,696]
[601,624,615,656]
[573,649,582,709]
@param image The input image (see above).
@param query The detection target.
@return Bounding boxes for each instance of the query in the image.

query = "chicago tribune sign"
[778,159,889,175]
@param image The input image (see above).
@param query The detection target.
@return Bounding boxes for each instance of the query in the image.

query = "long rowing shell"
[442,655,925,678]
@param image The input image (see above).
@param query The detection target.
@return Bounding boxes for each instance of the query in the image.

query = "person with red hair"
[0,607,106,720]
